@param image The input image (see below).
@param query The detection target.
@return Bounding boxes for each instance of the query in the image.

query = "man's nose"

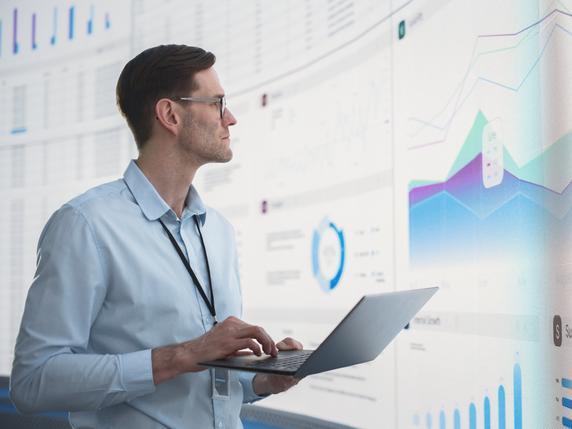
[223,108,237,126]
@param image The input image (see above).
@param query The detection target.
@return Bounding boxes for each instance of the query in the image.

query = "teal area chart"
[408,112,572,267]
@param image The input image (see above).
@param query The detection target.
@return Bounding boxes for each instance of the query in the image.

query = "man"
[10,45,302,429]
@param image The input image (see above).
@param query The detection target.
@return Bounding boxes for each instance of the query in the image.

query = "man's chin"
[213,149,233,163]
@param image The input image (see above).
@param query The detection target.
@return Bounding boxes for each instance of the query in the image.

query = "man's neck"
[136,149,199,219]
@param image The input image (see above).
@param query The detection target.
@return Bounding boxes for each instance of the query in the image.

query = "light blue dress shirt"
[10,160,262,429]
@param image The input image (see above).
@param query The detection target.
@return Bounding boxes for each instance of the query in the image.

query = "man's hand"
[152,316,278,384]
[191,317,279,365]
[252,337,304,396]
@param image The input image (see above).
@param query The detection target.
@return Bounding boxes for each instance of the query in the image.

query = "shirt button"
[218,422,223,428]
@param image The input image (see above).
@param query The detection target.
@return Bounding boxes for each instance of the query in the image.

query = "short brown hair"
[116,45,216,149]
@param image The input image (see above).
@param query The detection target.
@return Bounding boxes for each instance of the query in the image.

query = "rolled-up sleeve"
[10,204,156,414]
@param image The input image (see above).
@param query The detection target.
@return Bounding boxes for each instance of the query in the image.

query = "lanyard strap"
[159,216,217,323]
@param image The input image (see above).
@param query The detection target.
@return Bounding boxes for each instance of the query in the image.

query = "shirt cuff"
[239,372,268,403]
[118,349,156,397]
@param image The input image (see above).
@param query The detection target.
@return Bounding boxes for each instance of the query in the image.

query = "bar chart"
[1,3,114,58]
[415,363,523,428]
[561,377,572,428]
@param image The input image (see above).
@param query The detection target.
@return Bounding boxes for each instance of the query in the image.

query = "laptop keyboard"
[242,350,313,371]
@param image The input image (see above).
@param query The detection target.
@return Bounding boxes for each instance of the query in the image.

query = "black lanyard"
[159,216,217,324]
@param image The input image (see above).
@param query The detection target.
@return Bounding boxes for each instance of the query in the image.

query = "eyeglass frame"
[172,95,227,119]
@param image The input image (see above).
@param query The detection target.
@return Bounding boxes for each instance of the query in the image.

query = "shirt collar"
[183,185,207,225]
[123,160,207,225]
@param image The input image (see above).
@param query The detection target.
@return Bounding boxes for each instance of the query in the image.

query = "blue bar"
[87,5,93,34]
[426,412,432,429]
[469,403,476,429]
[514,364,522,429]
[32,13,37,49]
[10,127,27,134]
[563,397,572,409]
[51,7,57,45]
[439,410,445,429]
[105,12,111,29]
[564,416,572,428]
[68,6,74,40]
[12,8,18,54]
[483,396,490,429]
[563,378,572,389]
[498,385,506,429]
[453,409,460,429]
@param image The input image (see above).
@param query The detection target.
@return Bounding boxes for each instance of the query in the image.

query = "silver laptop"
[199,287,437,378]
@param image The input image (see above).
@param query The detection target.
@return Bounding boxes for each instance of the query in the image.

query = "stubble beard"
[181,115,233,165]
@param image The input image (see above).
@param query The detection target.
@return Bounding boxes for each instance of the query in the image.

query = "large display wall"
[1,0,570,427]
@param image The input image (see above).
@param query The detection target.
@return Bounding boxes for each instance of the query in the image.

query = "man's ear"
[155,99,183,136]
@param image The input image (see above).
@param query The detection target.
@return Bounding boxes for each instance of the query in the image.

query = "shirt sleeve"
[239,372,268,403]
[10,204,156,414]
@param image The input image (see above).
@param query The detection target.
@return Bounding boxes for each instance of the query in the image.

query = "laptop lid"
[296,287,437,377]
[199,287,438,376]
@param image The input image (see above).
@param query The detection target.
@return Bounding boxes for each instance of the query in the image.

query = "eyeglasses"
[173,95,227,119]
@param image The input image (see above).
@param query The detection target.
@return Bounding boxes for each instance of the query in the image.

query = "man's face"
[178,67,237,165]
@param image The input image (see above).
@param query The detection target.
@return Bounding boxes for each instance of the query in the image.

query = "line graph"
[409,23,539,135]
[407,8,572,150]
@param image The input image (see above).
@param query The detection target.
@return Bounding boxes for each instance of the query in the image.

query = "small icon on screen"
[398,20,406,40]
[554,315,562,347]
